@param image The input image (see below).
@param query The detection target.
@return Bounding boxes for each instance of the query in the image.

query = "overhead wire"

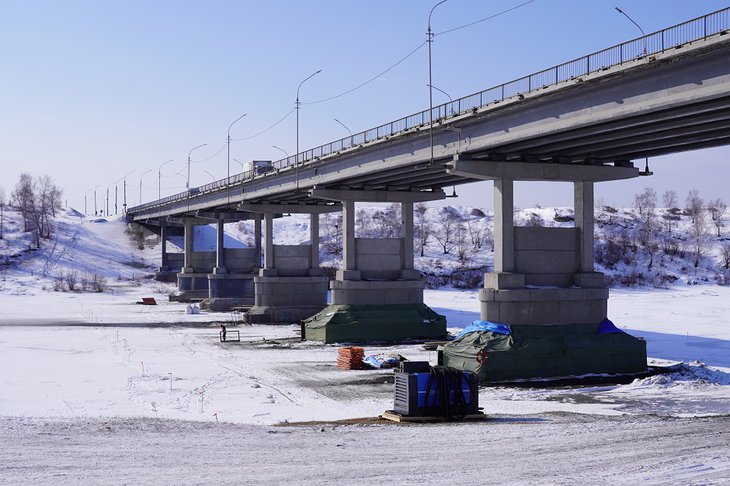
[192,143,226,163]
[231,109,296,142]
[214,0,537,146]
[435,0,538,37]
[302,41,428,105]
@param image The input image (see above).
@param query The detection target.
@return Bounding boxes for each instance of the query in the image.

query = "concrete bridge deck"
[128,8,730,220]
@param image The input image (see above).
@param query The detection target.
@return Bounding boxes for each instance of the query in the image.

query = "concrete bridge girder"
[447,157,639,182]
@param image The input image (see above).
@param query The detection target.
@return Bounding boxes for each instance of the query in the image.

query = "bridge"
[128,9,730,355]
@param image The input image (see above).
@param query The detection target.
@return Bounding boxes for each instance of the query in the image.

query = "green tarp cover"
[304,303,446,344]
[442,323,647,382]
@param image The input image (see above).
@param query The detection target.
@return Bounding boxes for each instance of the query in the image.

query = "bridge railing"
[128,7,729,215]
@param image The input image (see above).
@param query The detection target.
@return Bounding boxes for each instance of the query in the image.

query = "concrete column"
[494,178,515,273]
[264,212,274,268]
[213,217,227,274]
[310,213,320,268]
[254,214,262,268]
[402,201,414,270]
[342,200,356,271]
[574,181,595,272]
[160,221,169,271]
[182,219,194,273]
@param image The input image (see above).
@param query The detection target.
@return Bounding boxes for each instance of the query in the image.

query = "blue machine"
[393,364,479,418]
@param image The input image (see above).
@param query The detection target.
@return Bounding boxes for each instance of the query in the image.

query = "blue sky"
[1,0,728,212]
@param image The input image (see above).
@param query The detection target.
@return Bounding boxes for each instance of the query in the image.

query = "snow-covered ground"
[0,206,728,484]
[1,284,729,425]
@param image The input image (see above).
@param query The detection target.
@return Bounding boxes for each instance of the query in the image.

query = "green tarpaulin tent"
[304,303,447,344]
[442,322,647,382]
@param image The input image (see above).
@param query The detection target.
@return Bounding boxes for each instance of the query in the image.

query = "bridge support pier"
[481,177,609,325]
[303,189,447,343]
[174,218,212,302]
[446,158,646,379]
[153,220,183,282]
[238,204,334,324]
[201,212,262,311]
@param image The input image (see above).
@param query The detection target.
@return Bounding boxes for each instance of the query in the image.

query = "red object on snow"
[337,346,365,370]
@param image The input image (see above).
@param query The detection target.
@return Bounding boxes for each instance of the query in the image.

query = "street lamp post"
[427,83,452,101]
[334,118,352,136]
[121,170,134,214]
[615,7,647,54]
[428,0,449,166]
[334,118,353,147]
[93,185,100,216]
[187,144,208,191]
[272,145,290,161]
[233,158,246,172]
[158,159,174,200]
[227,113,247,203]
[296,69,322,190]
[84,188,95,216]
[204,170,216,182]
[139,169,152,206]
[427,83,453,115]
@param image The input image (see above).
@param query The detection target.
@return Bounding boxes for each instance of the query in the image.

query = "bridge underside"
[127,32,730,377]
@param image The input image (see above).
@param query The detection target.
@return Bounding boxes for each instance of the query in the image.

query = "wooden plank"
[380,410,487,423]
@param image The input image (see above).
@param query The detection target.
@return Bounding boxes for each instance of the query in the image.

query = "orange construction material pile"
[337,346,365,370]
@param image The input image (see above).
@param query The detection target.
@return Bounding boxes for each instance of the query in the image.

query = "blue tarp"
[364,354,401,369]
[456,320,511,339]
[597,318,624,334]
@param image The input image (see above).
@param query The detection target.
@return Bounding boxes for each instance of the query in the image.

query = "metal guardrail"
[129,7,730,215]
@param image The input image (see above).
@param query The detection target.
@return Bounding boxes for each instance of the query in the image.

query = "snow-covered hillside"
[2,202,728,295]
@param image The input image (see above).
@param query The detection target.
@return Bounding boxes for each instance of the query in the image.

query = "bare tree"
[720,243,730,270]
[662,189,679,233]
[634,188,658,269]
[466,216,490,253]
[9,174,62,248]
[455,223,470,264]
[321,212,342,255]
[35,175,61,241]
[662,190,678,212]
[356,208,374,238]
[708,198,727,237]
[11,173,36,233]
[690,207,710,268]
[432,206,461,254]
[414,203,430,257]
[371,203,401,239]
[685,189,703,224]
[634,187,657,217]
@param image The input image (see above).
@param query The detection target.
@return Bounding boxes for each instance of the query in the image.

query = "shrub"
[595,238,626,269]
[64,270,78,291]
[450,268,485,289]
[52,273,64,291]
[617,270,644,287]
[82,273,106,292]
